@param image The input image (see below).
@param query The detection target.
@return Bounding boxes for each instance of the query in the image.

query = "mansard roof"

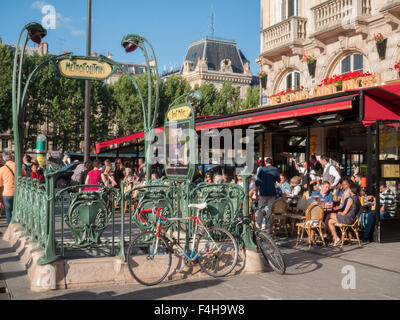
[183,36,249,74]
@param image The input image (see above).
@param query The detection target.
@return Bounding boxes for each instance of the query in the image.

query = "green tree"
[215,81,243,114]
[243,85,260,110]
[0,44,14,132]
[194,83,218,116]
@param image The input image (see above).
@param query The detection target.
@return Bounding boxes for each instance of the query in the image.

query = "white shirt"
[323,164,341,188]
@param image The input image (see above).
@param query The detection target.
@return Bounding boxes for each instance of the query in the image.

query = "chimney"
[39,42,48,55]
[107,52,113,60]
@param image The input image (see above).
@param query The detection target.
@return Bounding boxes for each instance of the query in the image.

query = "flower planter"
[261,76,267,89]
[376,39,387,60]
[307,60,316,78]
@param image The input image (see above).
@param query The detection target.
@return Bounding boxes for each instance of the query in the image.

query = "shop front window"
[379,122,400,161]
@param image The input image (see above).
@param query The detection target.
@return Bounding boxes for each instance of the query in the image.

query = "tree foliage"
[0,45,260,153]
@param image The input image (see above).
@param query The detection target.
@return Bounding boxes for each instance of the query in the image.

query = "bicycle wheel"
[196,227,238,278]
[255,230,286,275]
[127,231,172,286]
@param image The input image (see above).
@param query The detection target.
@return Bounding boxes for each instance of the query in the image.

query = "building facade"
[181,37,254,99]
[257,0,400,163]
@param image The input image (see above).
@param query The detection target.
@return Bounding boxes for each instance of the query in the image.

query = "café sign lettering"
[167,106,192,122]
[58,59,113,80]
[269,73,382,106]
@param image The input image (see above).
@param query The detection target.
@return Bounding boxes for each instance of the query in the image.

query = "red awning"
[196,96,355,131]
[95,127,164,154]
[362,84,400,126]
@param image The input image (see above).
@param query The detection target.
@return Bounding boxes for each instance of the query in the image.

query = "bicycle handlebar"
[138,208,152,224]
[155,207,166,221]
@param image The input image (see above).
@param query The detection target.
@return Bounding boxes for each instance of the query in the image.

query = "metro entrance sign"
[164,103,196,182]
[57,56,114,80]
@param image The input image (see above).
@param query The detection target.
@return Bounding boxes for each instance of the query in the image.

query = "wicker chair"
[287,196,311,235]
[296,202,326,248]
[270,198,289,236]
[335,208,363,248]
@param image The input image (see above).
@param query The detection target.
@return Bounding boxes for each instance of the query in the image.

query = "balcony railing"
[312,0,371,35]
[261,16,307,57]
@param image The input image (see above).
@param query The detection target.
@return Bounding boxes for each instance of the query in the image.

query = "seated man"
[379,181,396,219]
[359,191,376,242]
[311,181,333,208]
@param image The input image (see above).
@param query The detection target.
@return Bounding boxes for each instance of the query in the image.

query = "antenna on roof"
[210,5,215,38]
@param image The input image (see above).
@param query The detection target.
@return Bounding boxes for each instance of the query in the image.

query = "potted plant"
[375,33,387,60]
[303,53,317,78]
[257,71,267,89]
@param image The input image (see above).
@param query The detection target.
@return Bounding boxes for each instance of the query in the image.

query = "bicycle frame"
[138,206,220,261]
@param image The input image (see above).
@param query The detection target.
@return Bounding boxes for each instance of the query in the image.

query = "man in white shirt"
[320,155,341,189]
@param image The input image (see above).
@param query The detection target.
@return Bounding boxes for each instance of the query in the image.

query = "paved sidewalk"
[1,216,400,300]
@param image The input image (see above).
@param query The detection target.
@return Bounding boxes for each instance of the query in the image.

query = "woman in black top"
[114,158,125,188]
[325,182,360,246]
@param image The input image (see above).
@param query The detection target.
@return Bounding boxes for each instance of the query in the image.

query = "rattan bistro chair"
[287,196,311,235]
[270,198,289,236]
[335,208,362,248]
[296,202,326,248]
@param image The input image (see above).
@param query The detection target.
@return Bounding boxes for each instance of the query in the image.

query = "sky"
[0,0,261,74]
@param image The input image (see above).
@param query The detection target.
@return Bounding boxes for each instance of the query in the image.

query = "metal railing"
[12,167,252,265]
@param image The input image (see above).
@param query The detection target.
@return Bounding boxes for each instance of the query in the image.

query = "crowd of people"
[1,150,400,245]
[247,155,399,245]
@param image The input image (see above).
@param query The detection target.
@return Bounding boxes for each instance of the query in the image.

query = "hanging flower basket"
[257,71,267,89]
[307,60,317,78]
[375,33,387,60]
[395,59,400,78]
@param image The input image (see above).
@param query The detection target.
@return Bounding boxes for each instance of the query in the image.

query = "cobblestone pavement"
[1,215,400,300]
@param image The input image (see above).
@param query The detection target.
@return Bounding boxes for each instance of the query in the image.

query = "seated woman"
[324,182,361,246]
[277,173,291,198]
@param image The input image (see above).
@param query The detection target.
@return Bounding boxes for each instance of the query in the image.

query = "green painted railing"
[12,167,255,265]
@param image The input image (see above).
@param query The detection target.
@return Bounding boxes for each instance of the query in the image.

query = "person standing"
[83,160,107,192]
[254,157,280,231]
[0,151,26,225]
[22,154,32,179]
[379,181,396,219]
[320,155,341,189]
[138,158,145,182]
[114,158,125,188]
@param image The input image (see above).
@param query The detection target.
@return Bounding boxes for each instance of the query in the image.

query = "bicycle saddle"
[188,202,208,210]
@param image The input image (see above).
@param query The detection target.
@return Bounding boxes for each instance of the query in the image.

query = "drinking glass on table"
[320,199,325,208]
[313,195,319,203]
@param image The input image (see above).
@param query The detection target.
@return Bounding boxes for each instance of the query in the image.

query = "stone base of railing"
[2,223,268,292]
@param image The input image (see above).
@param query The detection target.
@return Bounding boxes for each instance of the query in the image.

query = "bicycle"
[127,202,239,286]
[235,208,286,275]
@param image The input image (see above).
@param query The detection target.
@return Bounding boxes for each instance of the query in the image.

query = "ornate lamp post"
[121,34,160,184]
[12,23,47,178]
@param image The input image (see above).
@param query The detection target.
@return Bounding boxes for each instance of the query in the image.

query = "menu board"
[382,164,400,178]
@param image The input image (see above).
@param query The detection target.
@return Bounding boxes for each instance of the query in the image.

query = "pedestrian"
[83,159,107,192]
[254,157,280,231]
[379,181,396,219]
[114,158,125,188]
[138,158,145,182]
[31,161,44,183]
[320,155,341,189]
[71,161,85,187]
[22,154,32,178]
[0,151,26,225]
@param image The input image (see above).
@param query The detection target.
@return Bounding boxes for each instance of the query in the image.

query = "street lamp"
[12,22,47,179]
[121,34,160,184]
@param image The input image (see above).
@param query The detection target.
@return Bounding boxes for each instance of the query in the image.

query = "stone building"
[256,0,400,162]
[181,37,254,99]
[258,0,400,101]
